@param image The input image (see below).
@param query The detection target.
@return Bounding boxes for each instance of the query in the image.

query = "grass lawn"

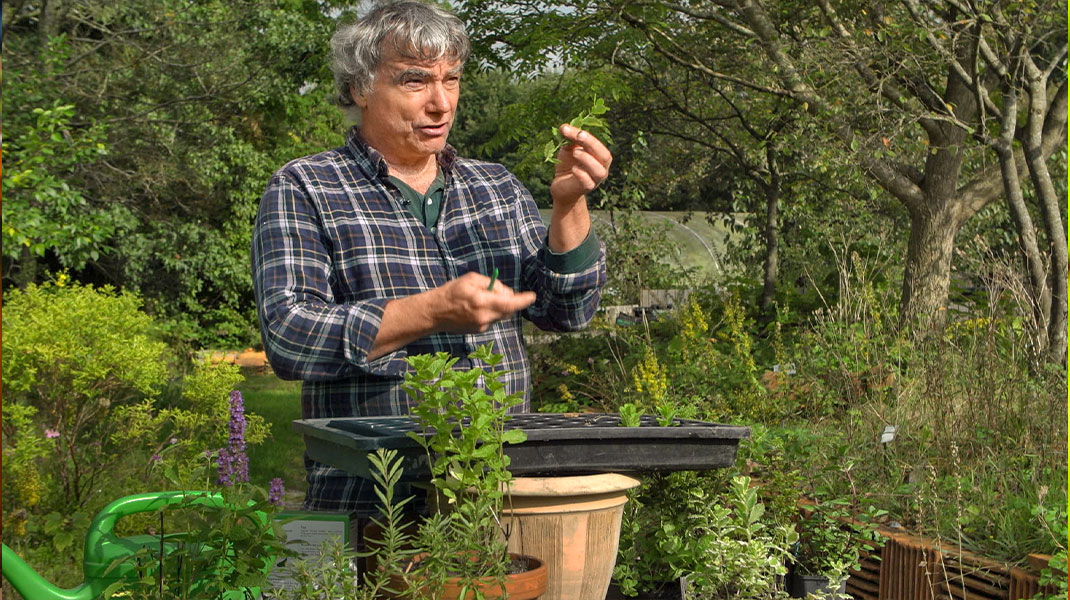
[236,371,307,505]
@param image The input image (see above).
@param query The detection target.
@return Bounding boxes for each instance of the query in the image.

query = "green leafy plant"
[109,391,288,600]
[272,449,411,600]
[542,95,612,163]
[398,344,530,598]
[1,279,174,509]
[1,99,132,273]
[1,281,270,592]
[270,536,366,600]
[618,403,644,427]
[616,473,797,599]
[1029,497,1068,600]
[1,279,267,521]
[791,499,884,589]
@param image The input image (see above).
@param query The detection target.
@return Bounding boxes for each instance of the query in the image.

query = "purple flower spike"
[217,390,250,486]
[269,478,284,507]
[217,447,233,487]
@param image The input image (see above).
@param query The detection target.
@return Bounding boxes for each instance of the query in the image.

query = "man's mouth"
[418,123,449,136]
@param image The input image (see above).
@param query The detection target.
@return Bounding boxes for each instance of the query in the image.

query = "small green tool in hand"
[487,267,499,291]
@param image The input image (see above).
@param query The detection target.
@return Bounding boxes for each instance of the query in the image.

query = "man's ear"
[350,82,367,108]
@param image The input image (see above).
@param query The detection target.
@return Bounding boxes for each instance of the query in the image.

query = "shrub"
[1,280,267,589]
[2,280,173,513]
[616,472,796,599]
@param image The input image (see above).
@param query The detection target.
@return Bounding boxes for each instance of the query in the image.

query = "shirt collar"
[344,126,457,183]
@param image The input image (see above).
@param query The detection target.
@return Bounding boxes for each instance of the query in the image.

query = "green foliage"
[530,234,1066,572]
[1029,498,1068,600]
[1,282,274,590]
[112,361,269,464]
[2,0,342,347]
[271,536,366,600]
[401,344,528,596]
[2,280,172,512]
[111,425,287,598]
[596,210,700,304]
[542,95,613,163]
[1,98,133,274]
[475,68,633,205]
[618,403,644,427]
[792,499,885,582]
[616,473,797,599]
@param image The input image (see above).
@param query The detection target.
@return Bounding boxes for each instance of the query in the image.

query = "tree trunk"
[1021,70,1068,364]
[995,81,1051,354]
[759,146,781,321]
[899,206,960,333]
[759,184,779,320]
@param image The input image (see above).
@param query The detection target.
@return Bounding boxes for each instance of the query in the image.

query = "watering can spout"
[2,543,97,600]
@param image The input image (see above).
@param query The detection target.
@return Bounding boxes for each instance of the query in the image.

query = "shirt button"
[426,198,433,205]
[431,226,437,233]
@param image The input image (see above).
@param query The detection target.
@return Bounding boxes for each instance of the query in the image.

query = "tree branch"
[616,9,791,98]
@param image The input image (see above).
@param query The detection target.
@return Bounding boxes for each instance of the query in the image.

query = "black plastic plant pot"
[787,572,846,598]
[292,413,750,481]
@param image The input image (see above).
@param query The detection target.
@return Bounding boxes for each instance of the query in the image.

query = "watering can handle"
[2,494,223,600]
[83,491,225,567]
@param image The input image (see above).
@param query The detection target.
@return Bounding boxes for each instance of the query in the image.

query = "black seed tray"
[293,413,750,481]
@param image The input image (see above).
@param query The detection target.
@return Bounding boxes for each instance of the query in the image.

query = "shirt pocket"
[470,192,523,285]
[471,186,520,247]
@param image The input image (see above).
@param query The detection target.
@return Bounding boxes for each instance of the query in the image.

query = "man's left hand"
[549,124,613,206]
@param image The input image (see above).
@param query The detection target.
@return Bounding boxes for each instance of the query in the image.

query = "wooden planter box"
[845,530,1061,600]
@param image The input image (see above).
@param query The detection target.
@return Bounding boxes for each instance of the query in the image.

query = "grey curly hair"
[330,1,470,115]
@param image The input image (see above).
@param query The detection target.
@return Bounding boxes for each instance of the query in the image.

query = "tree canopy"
[3,0,1066,364]
[459,0,1068,360]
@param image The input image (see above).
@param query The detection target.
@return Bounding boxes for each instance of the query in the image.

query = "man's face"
[355,46,462,166]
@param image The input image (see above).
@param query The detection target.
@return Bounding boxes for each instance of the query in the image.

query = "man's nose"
[427,83,452,112]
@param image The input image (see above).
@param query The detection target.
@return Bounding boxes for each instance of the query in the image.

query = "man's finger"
[490,290,537,312]
[569,149,609,182]
[559,124,612,166]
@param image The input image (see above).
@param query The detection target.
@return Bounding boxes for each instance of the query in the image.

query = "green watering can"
[2,491,275,600]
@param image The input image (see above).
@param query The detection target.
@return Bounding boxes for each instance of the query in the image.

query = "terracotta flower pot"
[501,473,641,600]
[386,552,547,600]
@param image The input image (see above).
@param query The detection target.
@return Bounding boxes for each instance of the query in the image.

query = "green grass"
[237,372,307,501]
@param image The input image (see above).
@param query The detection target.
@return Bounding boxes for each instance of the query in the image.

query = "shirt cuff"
[541,229,602,274]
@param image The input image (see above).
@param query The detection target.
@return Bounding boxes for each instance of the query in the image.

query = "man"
[251,0,611,513]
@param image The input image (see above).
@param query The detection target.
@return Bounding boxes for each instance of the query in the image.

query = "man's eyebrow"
[391,65,463,84]
[393,68,432,83]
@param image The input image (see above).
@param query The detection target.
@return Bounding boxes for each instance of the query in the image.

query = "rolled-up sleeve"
[251,171,405,380]
[511,180,607,332]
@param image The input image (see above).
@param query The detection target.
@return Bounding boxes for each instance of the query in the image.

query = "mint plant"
[401,344,528,597]
[542,95,612,163]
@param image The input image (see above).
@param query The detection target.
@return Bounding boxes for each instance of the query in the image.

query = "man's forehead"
[379,47,462,73]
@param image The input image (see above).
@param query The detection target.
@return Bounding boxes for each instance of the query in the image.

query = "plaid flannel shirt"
[251,127,606,512]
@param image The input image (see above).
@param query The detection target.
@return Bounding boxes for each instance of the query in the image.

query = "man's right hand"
[433,271,537,333]
[368,272,536,361]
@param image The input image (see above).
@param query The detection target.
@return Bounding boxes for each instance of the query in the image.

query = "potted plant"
[788,499,882,599]
[370,344,548,600]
